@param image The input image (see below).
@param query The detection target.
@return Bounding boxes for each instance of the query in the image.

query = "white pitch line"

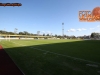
[31,47,100,65]
[11,41,100,65]
[12,42,26,46]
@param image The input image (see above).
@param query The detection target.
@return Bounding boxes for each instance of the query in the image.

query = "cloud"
[41,31,51,34]
[81,28,87,30]
[67,30,70,32]
[46,31,51,34]
[67,29,76,32]
[90,28,95,30]
[97,25,100,28]
[94,29,100,32]
[77,29,82,31]
[89,25,100,30]
[77,28,87,31]
[47,31,51,33]
[41,31,45,33]
[70,29,76,32]
[67,28,87,32]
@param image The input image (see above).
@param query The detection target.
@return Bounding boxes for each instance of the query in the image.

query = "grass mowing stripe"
[11,41,100,65]
[9,41,52,75]
[2,40,100,75]
[11,40,81,46]
[10,41,89,75]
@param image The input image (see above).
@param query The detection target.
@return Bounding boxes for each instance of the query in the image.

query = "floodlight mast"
[62,23,64,38]
[0,34,1,41]
[14,28,18,34]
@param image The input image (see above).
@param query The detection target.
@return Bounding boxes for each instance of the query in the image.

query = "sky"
[0,0,100,36]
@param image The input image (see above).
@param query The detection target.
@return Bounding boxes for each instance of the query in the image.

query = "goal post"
[6,35,7,41]
[9,34,10,41]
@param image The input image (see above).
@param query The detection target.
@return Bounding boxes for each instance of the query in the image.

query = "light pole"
[14,28,18,34]
[0,34,1,41]
[62,23,64,38]
[51,33,52,37]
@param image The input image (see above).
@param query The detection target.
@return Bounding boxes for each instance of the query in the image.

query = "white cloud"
[70,29,76,32]
[97,25,100,28]
[90,28,95,30]
[77,28,87,31]
[67,28,87,32]
[89,25,100,31]
[48,31,51,33]
[41,31,45,33]
[46,31,51,34]
[77,28,82,31]
[94,29,100,32]
[81,28,87,30]
[67,30,70,32]
[68,29,76,32]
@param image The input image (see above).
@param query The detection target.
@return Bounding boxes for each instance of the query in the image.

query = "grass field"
[0,39,100,75]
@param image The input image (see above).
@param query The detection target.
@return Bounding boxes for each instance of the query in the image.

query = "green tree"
[55,34,57,37]
[19,32,24,35]
[46,34,49,36]
[43,34,45,36]
[91,33,95,38]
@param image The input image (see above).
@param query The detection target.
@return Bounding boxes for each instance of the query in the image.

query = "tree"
[57,35,61,38]
[46,34,49,36]
[23,31,30,35]
[43,34,45,36]
[91,33,95,38]
[0,30,3,34]
[55,34,57,37]
[30,33,34,36]
[71,35,76,39]
[0,30,7,34]
[19,32,24,35]
[66,36,69,39]
[91,32,100,39]
[64,35,66,37]
[7,32,14,35]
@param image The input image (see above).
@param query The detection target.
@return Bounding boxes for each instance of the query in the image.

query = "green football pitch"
[0,39,100,75]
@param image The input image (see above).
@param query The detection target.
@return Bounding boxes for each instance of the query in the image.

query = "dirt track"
[0,45,25,75]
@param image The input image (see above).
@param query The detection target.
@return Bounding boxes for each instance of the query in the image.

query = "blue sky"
[0,0,100,36]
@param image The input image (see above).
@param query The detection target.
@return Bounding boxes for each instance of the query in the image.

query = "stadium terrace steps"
[0,45,25,75]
